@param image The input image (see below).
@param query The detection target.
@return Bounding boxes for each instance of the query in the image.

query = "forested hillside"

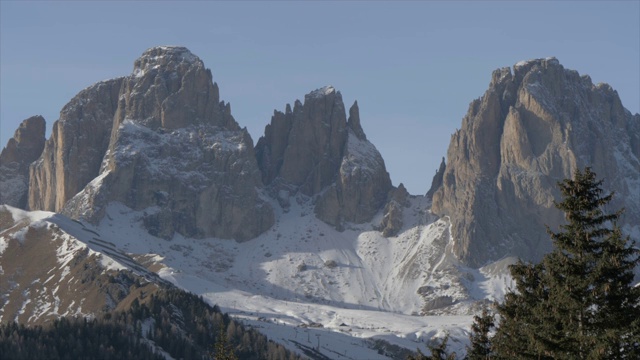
[0,283,302,360]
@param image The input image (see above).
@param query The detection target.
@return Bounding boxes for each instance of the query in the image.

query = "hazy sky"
[1,1,638,194]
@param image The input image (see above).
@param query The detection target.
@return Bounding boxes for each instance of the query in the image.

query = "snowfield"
[1,195,514,358]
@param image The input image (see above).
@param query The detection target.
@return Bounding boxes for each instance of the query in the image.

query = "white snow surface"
[2,194,515,357]
[341,129,385,176]
[9,195,513,358]
[0,205,126,272]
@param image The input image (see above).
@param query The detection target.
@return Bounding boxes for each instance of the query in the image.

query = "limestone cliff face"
[28,79,124,212]
[256,87,348,195]
[31,46,273,241]
[430,58,640,266]
[0,116,46,208]
[426,158,446,200]
[113,46,239,132]
[256,87,393,228]
[378,183,409,237]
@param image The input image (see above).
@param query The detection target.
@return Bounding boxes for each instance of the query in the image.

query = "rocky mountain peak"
[0,116,46,208]
[430,57,640,266]
[426,157,446,200]
[306,85,336,99]
[513,57,559,79]
[256,85,348,194]
[19,47,274,241]
[0,115,45,165]
[132,46,203,78]
[116,46,238,131]
[256,86,392,229]
[347,101,366,141]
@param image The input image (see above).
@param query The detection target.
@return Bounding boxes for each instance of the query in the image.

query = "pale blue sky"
[1,1,638,194]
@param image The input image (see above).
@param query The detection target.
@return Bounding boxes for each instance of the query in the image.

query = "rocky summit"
[2,46,399,242]
[429,57,640,266]
[23,46,274,241]
[255,86,393,229]
[0,116,46,209]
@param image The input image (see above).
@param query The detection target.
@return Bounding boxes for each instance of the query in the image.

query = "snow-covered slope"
[3,193,513,358]
[0,205,166,325]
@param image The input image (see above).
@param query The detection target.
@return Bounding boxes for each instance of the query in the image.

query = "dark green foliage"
[407,333,456,360]
[213,326,239,360]
[0,285,302,360]
[465,307,494,359]
[492,262,556,359]
[493,167,640,359]
[0,318,165,360]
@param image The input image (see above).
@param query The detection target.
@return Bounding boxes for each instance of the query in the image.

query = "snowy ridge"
[0,205,147,324]
[1,205,127,273]
[1,196,513,357]
[20,194,512,358]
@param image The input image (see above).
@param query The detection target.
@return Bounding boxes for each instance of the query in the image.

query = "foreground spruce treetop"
[466,307,495,359]
[491,167,640,359]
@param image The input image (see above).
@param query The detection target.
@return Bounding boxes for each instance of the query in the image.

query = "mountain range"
[1,46,638,358]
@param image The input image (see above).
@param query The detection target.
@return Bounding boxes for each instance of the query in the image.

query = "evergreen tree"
[212,326,238,360]
[466,306,495,359]
[492,262,557,359]
[408,333,456,360]
[493,167,640,359]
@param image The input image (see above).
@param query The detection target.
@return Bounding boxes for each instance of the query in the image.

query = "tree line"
[0,286,302,360]
[411,168,640,359]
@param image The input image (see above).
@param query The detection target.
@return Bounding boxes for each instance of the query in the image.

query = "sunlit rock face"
[28,78,124,213]
[430,57,640,267]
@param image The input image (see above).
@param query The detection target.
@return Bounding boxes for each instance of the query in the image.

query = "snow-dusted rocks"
[430,57,640,266]
[27,46,274,241]
[0,116,46,208]
[123,46,238,131]
[255,87,393,229]
[0,205,157,325]
[70,47,274,240]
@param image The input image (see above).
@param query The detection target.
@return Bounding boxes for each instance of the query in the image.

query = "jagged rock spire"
[0,116,46,208]
[256,86,393,229]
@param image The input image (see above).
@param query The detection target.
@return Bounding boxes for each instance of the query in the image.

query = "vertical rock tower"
[0,116,46,208]
[430,58,640,266]
[255,86,393,228]
[29,46,275,240]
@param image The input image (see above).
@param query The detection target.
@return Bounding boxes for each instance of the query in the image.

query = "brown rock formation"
[256,87,393,228]
[430,58,640,266]
[256,86,349,195]
[28,78,124,212]
[426,157,446,200]
[30,46,274,241]
[378,183,410,237]
[0,116,46,208]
